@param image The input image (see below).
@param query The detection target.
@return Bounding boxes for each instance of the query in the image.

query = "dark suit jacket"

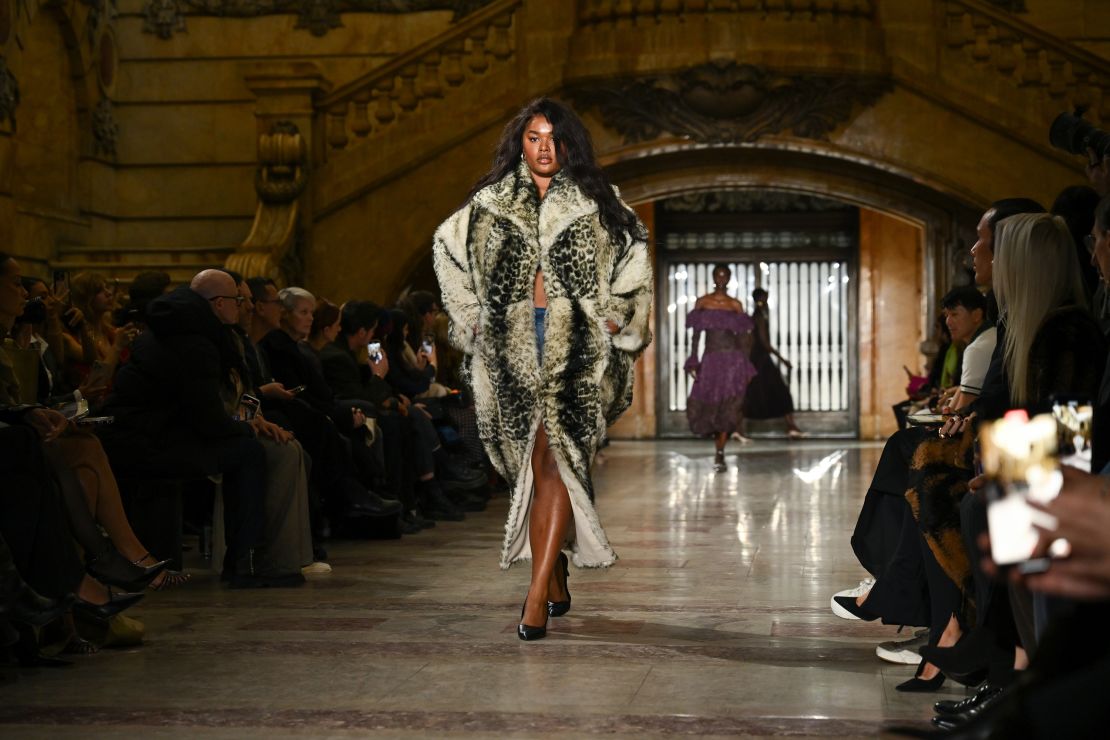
[318,339,393,410]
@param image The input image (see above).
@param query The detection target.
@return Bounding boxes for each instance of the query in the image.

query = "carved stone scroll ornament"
[143,0,495,39]
[92,98,119,156]
[0,58,18,131]
[567,62,892,146]
[225,121,308,284]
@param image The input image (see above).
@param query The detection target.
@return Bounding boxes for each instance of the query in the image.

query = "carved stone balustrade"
[578,0,875,25]
[941,0,1110,127]
[317,0,520,152]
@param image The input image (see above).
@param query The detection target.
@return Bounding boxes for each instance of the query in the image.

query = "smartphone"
[52,269,69,297]
[981,411,1063,568]
[289,385,307,395]
[76,415,114,427]
[367,341,383,364]
[421,335,434,356]
[239,393,261,421]
[1051,395,1093,473]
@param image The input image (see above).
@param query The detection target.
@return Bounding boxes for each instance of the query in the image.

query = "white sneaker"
[876,630,928,665]
[830,578,874,620]
[302,561,332,575]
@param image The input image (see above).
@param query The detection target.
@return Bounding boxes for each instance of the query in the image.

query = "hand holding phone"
[981,410,1064,568]
[289,385,307,395]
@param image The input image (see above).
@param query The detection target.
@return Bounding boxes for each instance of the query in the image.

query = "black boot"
[417,480,464,521]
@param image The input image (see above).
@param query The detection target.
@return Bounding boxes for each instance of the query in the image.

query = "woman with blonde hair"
[62,272,136,397]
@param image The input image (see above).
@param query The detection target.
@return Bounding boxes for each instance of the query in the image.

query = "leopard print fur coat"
[433,161,653,569]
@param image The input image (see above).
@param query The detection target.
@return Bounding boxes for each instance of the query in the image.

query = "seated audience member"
[254,283,403,521]
[903,214,1103,695]
[97,269,280,587]
[1051,185,1102,301]
[122,271,174,329]
[831,200,1044,685]
[317,300,468,523]
[11,276,71,405]
[60,272,137,400]
[0,254,173,593]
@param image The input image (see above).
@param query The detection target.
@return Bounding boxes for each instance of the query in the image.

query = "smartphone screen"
[367,341,383,364]
[981,411,1062,566]
[421,338,434,355]
[1051,396,1093,473]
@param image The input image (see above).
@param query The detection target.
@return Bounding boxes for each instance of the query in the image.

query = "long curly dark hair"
[465,97,645,246]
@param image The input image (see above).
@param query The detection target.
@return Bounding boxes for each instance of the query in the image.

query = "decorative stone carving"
[0,57,18,130]
[661,190,853,214]
[144,0,185,39]
[225,121,308,284]
[255,120,308,204]
[80,0,118,47]
[986,0,1026,10]
[143,0,495,39]
[568,62,892,145]
[92,98,119,156]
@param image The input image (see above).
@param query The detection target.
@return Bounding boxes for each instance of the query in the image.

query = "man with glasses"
[98,269,275,587]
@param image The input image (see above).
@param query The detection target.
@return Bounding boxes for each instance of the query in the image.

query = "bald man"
[98,270,278,586]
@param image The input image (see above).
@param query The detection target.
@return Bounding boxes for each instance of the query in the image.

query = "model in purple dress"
[684,266,758,472]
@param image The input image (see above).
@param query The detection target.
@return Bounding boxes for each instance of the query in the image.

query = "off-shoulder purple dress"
[684,308,758,436]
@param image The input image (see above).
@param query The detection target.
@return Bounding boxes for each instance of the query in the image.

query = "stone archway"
[601,145,983,440]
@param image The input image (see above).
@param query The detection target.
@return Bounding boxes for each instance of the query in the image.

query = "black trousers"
[0,426,85,598]
[100,431,268,576]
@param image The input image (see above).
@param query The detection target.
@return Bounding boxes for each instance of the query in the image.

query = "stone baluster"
[373,80,396,124]
[1046,55,1068,99]
[466,25,490,74]
[992,28,1018,77]
[442,39,466,86]
[1098,80,1110,125]
[1071,68,1095,114]
[945,4,969,49]
[421,53,443,98]
[350,90,373,137]
[488,13,513,59]
[1018,39,1044,87]
[327,104,348,149]
[397,65,419,111]
[971,14,992,62]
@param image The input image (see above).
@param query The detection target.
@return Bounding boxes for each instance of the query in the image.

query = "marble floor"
[0,440,963,738]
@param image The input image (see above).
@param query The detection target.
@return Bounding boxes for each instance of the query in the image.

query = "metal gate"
[656,193,859,437]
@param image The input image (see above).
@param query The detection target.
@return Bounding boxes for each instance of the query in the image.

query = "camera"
[1049,108,1110,162]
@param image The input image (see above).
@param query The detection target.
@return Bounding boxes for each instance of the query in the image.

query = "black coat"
[99,286,253,469]
[318,339,393,410]
[257,329,346,422]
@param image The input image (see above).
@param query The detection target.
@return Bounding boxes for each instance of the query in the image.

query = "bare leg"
[919,613,963,681]
[521,425,572,628]
[55,435,148,562]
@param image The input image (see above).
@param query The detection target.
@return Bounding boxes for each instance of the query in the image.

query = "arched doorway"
[606,146,981,439]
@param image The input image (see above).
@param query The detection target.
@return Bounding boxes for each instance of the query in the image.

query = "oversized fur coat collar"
[434,161,653,569]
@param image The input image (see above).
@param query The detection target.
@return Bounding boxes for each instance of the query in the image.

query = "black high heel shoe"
[832,595,879,621]
[73,588,144,621]
[547,552,571,618]
[896,658,947,692]
[86,547,168,592]
[517,599,547,641]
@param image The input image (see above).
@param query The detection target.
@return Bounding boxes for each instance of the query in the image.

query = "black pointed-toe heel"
[832,595,879,622]
[896,658,946,692]
[547,552,571,618]
[73,588,144,621]
[517,600,547,641]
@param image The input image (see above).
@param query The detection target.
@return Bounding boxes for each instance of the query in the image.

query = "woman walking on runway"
[744,288,804,438]
[684,265,758,472]
[433,98,653,641]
